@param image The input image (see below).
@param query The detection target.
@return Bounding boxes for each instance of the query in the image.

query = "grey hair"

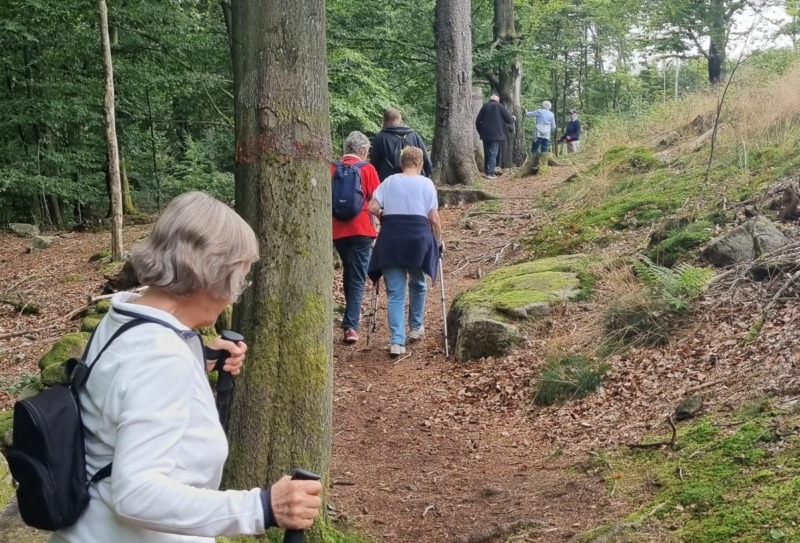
[541,100,552,110]
[131,192,259,301]
[344,131,370,155]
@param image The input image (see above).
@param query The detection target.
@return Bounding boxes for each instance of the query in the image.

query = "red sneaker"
[344,329,359,343]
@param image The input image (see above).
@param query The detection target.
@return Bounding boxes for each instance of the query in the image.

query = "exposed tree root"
[455,518,547,543]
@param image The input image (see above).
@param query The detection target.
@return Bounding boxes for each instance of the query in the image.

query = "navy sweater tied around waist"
[367,214,439,283]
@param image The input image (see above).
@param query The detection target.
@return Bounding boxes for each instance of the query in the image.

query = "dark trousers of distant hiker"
[483,140,501,176]
[334,236,373,331]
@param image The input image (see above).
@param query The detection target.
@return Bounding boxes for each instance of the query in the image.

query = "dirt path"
[329,168,626,542]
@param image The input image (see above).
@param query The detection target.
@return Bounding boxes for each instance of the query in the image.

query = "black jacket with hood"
[370,125,432,182]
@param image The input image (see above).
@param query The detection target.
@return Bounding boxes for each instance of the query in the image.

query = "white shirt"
[51,292,264,543]
[373,173,438,217]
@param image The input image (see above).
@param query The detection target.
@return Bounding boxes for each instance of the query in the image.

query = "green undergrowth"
[218,524,370,543]
[582,402,800,542]
[532,354,608,406]
[528,115,800,264]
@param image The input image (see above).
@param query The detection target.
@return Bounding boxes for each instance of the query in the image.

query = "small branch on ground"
[455,519,548,543]
[627,415,677,449]
[1,295,41,315]
[65,286,148,320]
[0,324,61,341]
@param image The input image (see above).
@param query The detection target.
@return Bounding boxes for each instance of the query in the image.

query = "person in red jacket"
[332,131,380,343]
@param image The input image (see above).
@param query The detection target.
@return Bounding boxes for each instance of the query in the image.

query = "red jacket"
[331,155,380,240]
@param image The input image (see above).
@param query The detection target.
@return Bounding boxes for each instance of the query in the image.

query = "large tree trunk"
[432,0,480,186]
[98,0,123,260]
[120,154,137,215]
[226,0,333,538]
[494,0,526,168]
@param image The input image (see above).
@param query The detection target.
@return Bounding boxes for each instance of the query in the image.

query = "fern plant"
[634,256,713,312]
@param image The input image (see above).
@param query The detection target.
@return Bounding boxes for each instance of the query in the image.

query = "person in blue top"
[558,109,581,154]
[525,101,557,155]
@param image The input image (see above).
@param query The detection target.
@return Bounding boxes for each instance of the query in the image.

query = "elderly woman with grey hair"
[525,100,557,155]
[331,131,380,344]
[51,192,322,543]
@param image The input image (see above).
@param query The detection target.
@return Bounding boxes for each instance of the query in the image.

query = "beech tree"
[224,0,334,539]
[491,0,526,167]
[432,0,481,185]
[97,0,123,259]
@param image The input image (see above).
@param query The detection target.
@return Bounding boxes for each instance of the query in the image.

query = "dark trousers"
[334,236,373,331]
[532,137,551,154]
[483,140,501,175]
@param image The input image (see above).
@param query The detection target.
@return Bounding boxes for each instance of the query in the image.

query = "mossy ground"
[527,133,800,261]
[218,523,370,543]
[581,402,800,542]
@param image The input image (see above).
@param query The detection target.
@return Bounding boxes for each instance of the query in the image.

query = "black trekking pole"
[284,468,322,543]
[204,330,244,430]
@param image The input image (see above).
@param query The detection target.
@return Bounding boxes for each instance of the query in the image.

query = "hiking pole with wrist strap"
[204,330,244,430]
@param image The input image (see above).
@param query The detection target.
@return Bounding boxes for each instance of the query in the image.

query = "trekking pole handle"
[283,468,322,543]
[205,330,244,427]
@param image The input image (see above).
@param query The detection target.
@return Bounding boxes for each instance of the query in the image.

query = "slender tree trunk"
[226,2,333,540]
[120,154,137,215]
[708,0,726,84]
[432,0,480,185]
[494,0,526,168]
[472,85,485,173]
[98,0,124,260]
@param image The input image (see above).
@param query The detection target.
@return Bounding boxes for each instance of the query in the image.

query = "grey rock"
[0,500,49,543]
[27,235,55,252]
[703,216,785,267]
[9,223,39,238]
[675,395,703,421]
[448,305,519,363]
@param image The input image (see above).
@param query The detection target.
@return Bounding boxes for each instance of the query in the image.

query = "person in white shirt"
[51,191,321,543]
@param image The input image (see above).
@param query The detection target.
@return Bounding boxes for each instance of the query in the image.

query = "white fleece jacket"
[51,292,265,543]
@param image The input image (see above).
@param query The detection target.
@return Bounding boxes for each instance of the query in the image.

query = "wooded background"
[1,0,796,226]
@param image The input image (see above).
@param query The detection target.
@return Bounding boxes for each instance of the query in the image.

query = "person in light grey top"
[51,192,322,543]
[525,100,557,154]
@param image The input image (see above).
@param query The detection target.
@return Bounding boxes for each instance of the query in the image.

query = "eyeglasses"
[233,278,252,301]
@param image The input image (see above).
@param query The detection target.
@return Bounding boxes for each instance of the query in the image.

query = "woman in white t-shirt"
[367,147,443,357]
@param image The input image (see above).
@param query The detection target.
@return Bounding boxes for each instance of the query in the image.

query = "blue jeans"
[334,236,373,331]
[532,137,550,154]
[382,267,427,345]
[483,140,501,175]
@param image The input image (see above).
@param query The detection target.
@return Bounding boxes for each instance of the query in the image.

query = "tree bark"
[494,0,526,168]
[120,154,137,215]
[472,85,485,173]
[98,0,124,260]
[432,0,480,186]
[708,10,726,84]
[226,1,333,539]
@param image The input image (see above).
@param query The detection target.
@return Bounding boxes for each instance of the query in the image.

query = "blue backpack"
[331,161,367,221]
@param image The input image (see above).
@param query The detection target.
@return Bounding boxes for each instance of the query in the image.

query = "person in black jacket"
[475,93,515,179]
[370,109,432,182]
[557,109,582,154]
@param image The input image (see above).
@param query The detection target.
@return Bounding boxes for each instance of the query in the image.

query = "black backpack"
[331,161,367,221]
[386,133,409,174]
[4,319,146,531]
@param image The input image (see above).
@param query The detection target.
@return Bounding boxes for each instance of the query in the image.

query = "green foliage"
[633,257,712,312]
[648,220,714,267]
[4,373,42,398]
[532,354,607,406]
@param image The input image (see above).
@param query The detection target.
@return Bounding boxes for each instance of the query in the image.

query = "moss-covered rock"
[80,315,103,333]
[0,458,15,512]
[37,332,90,371]
[94,299,112,314]
[41,360,70,386]
[448,255,594,362]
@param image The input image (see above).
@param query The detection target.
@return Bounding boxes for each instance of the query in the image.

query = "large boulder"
[38,332,90,372]
[9,223,39,238]
[26,235,55,252]
[703,216,785,267]
[448,255,592,362]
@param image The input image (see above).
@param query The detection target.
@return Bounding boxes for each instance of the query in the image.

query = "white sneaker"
[408,325,425,341]
[389,344,406,357]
